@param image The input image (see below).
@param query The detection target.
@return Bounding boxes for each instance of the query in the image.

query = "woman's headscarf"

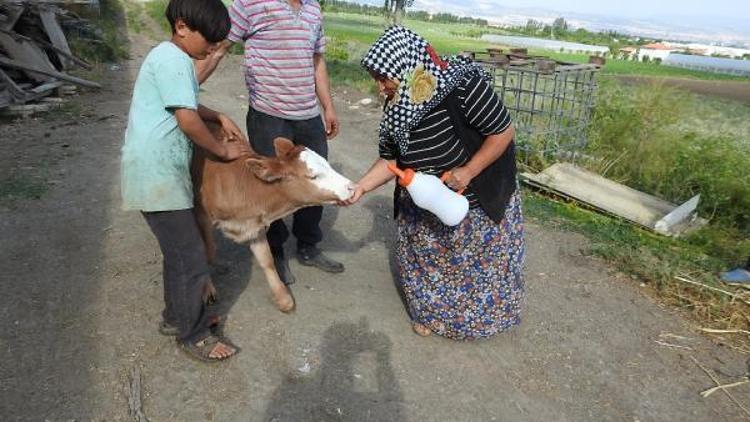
[361,26,492,155]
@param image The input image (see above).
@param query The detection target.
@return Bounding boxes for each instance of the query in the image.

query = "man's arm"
[195,40,233,85]
[197,104,248,143]
[313,53,339,140]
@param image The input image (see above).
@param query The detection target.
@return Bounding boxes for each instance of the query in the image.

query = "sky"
[352,0,750,42]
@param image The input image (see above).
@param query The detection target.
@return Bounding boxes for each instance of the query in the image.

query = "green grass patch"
[585,79,750,235]
[66,0,130,63]
[0,174,47,201]
[523,191,750,340]
[144,0,171,36]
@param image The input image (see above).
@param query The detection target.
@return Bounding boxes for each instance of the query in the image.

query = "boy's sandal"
[181,335,239,363]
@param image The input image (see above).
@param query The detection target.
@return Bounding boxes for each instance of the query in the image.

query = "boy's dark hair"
[165,0,230,43]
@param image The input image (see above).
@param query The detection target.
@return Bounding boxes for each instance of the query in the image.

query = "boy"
[121,0,250,362]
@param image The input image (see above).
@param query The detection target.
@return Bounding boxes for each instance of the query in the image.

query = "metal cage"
[467,50,601,170]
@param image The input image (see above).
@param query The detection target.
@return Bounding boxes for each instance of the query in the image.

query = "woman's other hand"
[444,166,476,191]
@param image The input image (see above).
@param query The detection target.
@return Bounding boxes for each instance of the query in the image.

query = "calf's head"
[245,138,354,204]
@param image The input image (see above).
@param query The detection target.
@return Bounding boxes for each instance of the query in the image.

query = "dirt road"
[2,34,749,421]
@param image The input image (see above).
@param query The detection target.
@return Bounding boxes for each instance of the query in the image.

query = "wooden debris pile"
[0,1,101,116]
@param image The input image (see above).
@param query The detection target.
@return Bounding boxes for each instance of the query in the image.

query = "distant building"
[636,43,676,62]
[618,46,637,60]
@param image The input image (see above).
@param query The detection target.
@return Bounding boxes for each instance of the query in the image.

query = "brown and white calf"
[192,124,353,312]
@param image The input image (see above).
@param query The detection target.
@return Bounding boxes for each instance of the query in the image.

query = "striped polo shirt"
[228,0,326,120]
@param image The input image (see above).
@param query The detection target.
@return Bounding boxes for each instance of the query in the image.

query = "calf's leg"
[196,207,217,265]
[195,207,218,302]
[249,234,295,313]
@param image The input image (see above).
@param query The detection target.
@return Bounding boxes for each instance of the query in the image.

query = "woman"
[343,26,524,340]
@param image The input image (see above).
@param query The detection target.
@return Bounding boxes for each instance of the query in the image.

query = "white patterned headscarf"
[361,26,492,155]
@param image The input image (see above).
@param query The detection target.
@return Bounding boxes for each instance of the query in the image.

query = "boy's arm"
[195,40,233,84]
[174,108,250,160]
[313,53,339,140]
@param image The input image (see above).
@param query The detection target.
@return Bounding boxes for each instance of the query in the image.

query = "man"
[721,258,750,284]
[196,0,343,285]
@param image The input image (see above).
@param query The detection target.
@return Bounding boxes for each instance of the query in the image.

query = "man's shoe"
[297,246,344,273]
[272,251,296,286]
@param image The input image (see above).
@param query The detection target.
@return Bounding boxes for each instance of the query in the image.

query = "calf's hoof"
[203,280,218,304]
[273,288,295,313]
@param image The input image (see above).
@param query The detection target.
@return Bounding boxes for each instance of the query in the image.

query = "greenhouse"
[662,54,750,76]
[482,35,610,55]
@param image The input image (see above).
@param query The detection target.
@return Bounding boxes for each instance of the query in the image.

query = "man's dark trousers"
[246,107,328,252]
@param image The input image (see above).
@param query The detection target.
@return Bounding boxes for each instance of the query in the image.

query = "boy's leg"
[290,116,344,273]
[142,209,212,344]
[246,107,297,284]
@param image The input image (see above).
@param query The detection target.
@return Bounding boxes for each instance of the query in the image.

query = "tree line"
[321,0,487,25]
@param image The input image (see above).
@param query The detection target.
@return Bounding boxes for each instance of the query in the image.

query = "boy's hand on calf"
[218,114,248,144]
[220,141,251,161]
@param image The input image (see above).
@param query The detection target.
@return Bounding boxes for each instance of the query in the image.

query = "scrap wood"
[654,340,693,351]
[0,27,92,69]
[520,163,706,237]
[38,7,73,66]
[674,275,750,306]
[690,356,750,417]
[0,30,56,83]
[128,366,150,422]
[701,379,750,398]
[701,328,750,336]
[0,4,24,31]
[0,56,100,88]
[0,66,26,99]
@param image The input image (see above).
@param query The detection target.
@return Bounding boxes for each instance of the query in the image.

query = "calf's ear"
[273,137,296,157]
[245,158,285,182]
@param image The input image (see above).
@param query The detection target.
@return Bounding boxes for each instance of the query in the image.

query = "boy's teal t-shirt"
[121,41,199,212]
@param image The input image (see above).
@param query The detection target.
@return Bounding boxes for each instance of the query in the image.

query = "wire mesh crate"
[466,50,601,170]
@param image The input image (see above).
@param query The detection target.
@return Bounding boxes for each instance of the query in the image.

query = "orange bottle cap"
[398,168,415,188]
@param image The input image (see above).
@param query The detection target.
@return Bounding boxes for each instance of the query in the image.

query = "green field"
[324,12,750,82]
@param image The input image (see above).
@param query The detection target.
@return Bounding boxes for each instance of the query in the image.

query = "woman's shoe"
[412,322,432,337]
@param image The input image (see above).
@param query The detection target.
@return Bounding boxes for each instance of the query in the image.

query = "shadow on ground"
[264,318,405,422]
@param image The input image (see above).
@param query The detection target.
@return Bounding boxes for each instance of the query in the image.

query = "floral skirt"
[395,191,525,340]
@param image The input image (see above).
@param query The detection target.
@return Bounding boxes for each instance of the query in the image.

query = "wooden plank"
[0,5,25,31]
[0,32,56,83]
[0,67,27,100]
[0,89,13,108]
[655,195,704,236]
[0,102,56,118]
[0,56,101,88]
[522,163,676,228]
[38,8,73,69]
[0,28,92,70]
